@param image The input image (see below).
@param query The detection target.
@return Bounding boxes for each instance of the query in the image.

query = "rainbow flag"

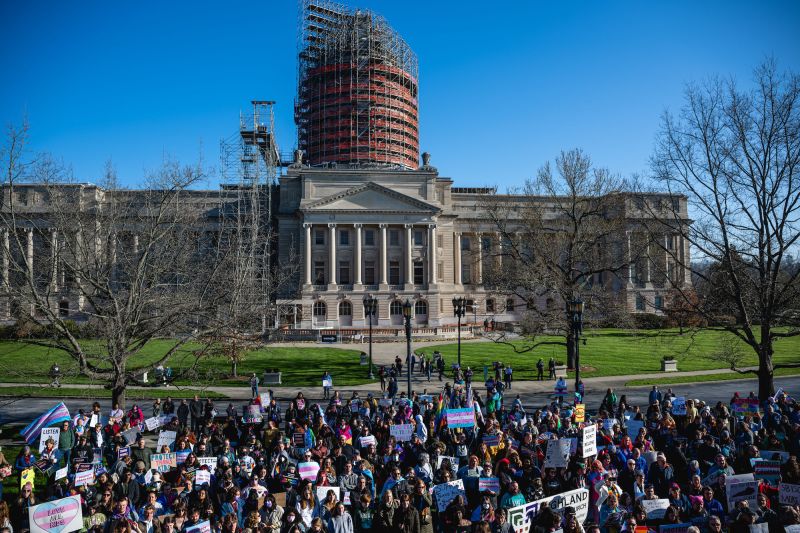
[21,402,71,444]
[434,392,446,429]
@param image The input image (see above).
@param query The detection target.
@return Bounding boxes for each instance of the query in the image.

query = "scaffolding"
[219,101,281,333]
[296,0,419,169]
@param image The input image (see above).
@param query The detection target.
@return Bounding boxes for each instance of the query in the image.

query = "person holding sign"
[322,371,333,400]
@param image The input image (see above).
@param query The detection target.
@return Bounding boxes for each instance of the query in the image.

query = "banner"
[582,425,597,458]
[642,499,670,519]
[508,488,590,533]
[28,495,83,533]
[390,423,414,442]
[74,469,95,487]
[544,438,571,468]
[732,398,760,417]
[433,479,466,511]
[671,397,687,416]
[446,408,476,428]
[298,461,320,481]
[157,430,177,450]
[151,453,177,473]
[574,404,585,423]
[479,477,500,493]
[39,427,60,453]
[779,483,800,506]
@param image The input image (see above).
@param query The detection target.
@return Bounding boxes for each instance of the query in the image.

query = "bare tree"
[651,60,800,400]
[482,149,634,366]
[1,123,295,405]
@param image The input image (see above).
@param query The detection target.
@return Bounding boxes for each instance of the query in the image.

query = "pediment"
[303,182,440,214]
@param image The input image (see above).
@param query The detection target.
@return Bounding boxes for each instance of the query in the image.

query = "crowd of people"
[0,376,798,533]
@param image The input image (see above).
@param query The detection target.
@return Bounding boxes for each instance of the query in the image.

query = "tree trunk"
[566,335,575,369]
[758,336,774,402]
[111,381,127,409]
[232,360,238,379]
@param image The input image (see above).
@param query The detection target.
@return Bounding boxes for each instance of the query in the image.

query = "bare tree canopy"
[651,59,800,400]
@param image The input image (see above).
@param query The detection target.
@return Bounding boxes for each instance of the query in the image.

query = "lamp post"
[567,298,585,392]
[452,297,466,368]
[402,299,413,398]
[363,295,377,379]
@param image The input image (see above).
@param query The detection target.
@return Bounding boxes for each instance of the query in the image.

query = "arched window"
[313,301,327,317]
[339,301,352,316]
[390,300,403,316]
[415,300,428,315]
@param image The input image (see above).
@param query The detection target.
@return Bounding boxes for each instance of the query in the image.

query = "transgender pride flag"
[21,402,71,444]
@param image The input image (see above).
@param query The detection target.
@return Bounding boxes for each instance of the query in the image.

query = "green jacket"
[58,429,75,451]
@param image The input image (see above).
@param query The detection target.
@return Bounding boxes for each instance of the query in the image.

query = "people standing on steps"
[537,358,545,381]
[250,372,260,398]
[548,357,556,380]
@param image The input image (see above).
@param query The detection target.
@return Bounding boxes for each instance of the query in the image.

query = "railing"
[338,285,354,291]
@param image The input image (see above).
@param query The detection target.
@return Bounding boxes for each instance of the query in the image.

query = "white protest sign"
[779,483,800,506]
[317,486,340,503]
[144,417,161,431]
[544,438,571,468]
[726,478,758,511]
[671,397,687,415]
[157,430,177,450]
[89,414,99,428]
[54,466,68,481]
[437,456,459,475]
[603,418,618,431]
[259,392,271,407]
[198,457,218,474]
[121,428,138,445]
[39,427,60,453]
[642,498,670,519]
[74,469,95,487]
[195,470,211,486]
[389,423,414,442]
[185,520,212,533]
[359,435,377,447]
[582,424,597,458]
[433,479,466,511]
[322,377,333,388]
[508,488,590,533]
[28,495,83,533]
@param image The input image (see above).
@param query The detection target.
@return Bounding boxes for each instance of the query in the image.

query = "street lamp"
[567,298,585,392]
[363,295,377,379]
[452,297,466,368]
[402,299,413,398]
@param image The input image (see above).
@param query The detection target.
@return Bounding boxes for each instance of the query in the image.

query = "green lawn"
[418,328,800,380]
[625,367,800,386]
[0,340,373,388]
[0,386,228,399]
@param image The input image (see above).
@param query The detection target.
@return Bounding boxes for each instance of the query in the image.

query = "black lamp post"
[567,298,585,392]
[452,297,466,368]
[363,295,377,379]
[402,299,413,397]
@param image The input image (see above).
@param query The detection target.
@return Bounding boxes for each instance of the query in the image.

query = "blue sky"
[1,1,798,189]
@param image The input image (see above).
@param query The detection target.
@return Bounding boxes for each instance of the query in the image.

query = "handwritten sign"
[20,468,35,489]
[39,427,60,453]
[508,488,590,533]
[603,418,618,432]
[574,404,585,423]
[151,453,177,473]
[390,423,414,442]
[198,457,217,474]
[322,377,333,388]
[544,438,571,468]
[121,428,138,445]
[28,495,83,533]
[582,425,597,458]
[74,469,95,487]
[359,435,377,447]
[479,477,500,493]
[157,430,176,450]
[144,417,161,431]
[195,469,211,486]
[642,499,670,519]
[779,483,800,506]
[433,479,466,511]
[298,461,320,481]
[259,392,271,407]
[727,479,758,510]
[54,466,68,481]
[446,408,476,428]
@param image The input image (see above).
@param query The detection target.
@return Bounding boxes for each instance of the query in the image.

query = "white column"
[328,223,337,287]
[476,233,483,285]
[405,224,413,287]
[454,231,462,285]
[304,224,312,285]
[354,224,363,286]
[626,231,633,283]
[645,237,651,283]
[26,228,34,282]
[379,224,388,286]
[51,229,59,291]
[428,224,437,287]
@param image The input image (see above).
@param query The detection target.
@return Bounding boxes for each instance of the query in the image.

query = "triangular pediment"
[304,182,440,213]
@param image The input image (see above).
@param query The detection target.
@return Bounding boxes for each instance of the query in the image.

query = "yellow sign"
[20,467,35,490]
[574,404,586,423]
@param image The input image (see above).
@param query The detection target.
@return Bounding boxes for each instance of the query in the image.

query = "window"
[389,261,401,285]
[389,230,400,246]
[461,236,471,251]
[413,261,424,284]
[437,262,444,282]
[315,230,325,245]
[481,237,492,252]
[636,294,645,311]
[465,299,475,313]
[339,261,351,285]
[340,230,350,246]
[486,298,495,313]
[313,301,327,317]
[506,298,515,312]
[364,230,375,247]
[414,230,424,246]
[654,295,663,310]
[314,261,326,284]
[415,300,428,315]
[462,263,471,284]
[364,261,375,285]
[58,301,69,317]
[339,301,352,316]
[437,235,443,248]
[390,300,403,316]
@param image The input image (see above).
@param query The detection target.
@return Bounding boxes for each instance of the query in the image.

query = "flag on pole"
[21,402,71,444]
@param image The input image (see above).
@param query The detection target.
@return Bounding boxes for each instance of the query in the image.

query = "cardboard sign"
[390,423,414,442]
[671,397,687,415]
[317,486,340,503]
[28,495,83,533]
[642,498,670,519]
[544,438,571,468]
[446,408,476,428]
[732,398,760,417]
[74,469,95,487]
[195,470,211,486]
[779,483,800,506]
[39,427,60,453]
[198,456,217,474]
[185,520,212,533]
[582,425,597,458]
[157,430,177,450]
[151,453,177,473]
[574,404,585,423]
[144,417,161,431]
[507,488,590,533]
[479,477,500,493]
[359,435,377,447]
[298,461,320,481]
[433,479,466,511]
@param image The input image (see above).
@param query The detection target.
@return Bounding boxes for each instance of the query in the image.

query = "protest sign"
[574,404,585,423]
[159,414,176,426]
[419,394,433,403]
[20,468,35,489]
[198,457,218,474]
[54,466,68,481]
[176,450,190,465]
[508,488,590,533]
[185,521,212,533]
[359,435,376,447]
[626,420,644,438]
[582,424,597,458]
[151,453,177,473]
[259,392,271,408]
[92,448,102,464]
[483,434,501,447]
[317,486,340,503]
[195,470,211,486]
[671,397,687,415]
[89,414,99,428]
[76,463,93,473]
[544,438,571,468]
[33,459,50,473]
[74,469,95,487]
[379,398,392,407]
[785,526,800,533]
[569,438,578,456]
[390,423,414,442]
[659,524,691,533]
[644,451,659,466]
[433,479,466,511]
[121,428,138,445]
[754,460,781,485]
[157,430,177,450]
[727,480,758,510]
[446,408,476,428]
[243,405,262,424]
[144,417,161,431]
[28,495,83,533]
[437,456,459,475]
[322,377,333,388]
[603,418,618,431]
[293,432,306,447]
[779,483,800,506]
[39,427,60,453]
[642,499,670,519]
[732,398,760,417]
[760,450,790,463]
[298,461,320,481]
[117,447,130,460]
[479,477,500,493]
